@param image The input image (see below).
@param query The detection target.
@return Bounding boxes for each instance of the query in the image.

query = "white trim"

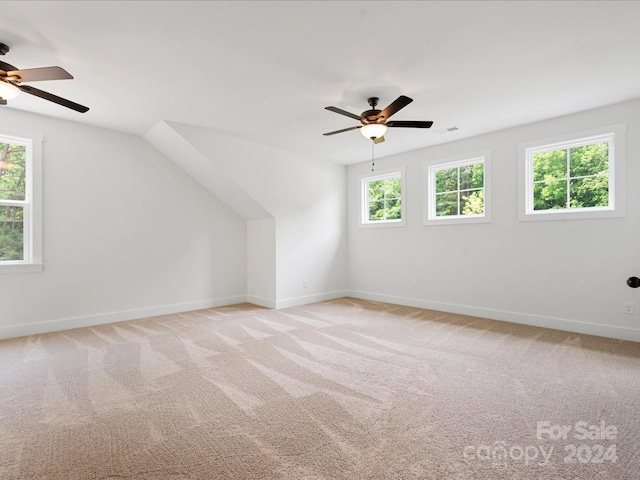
[518,123,626,221]
[246,295,277,309]
[424,150,492,225]
[0,262,44,274]
[275,289,349,309]
[0,295,247,340]
[348,290,640,343]
[359,166,406,228]
[0,290,351,339]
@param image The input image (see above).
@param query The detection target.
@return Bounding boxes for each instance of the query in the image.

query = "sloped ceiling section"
[4,2,640,166]
[143,121,272,221]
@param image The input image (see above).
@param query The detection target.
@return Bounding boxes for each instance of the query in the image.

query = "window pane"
[570,176,609,208]
[368,200,385,221]
[382,177,401,200]
[387,198,402,220]
[533,150,567,182]
[471,163,484,189]
[368,180,384,201]
[0,142,27,201]
[533,180,567,210]
[461,189,484,215]
[570,143,608,178]
[459,163,484,190]
[435,168,458,193]
[435,192,458,216]
[0,205,24,261]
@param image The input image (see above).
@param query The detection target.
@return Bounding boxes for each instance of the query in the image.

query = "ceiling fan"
[323,95,432,144]
[0,42,89,113]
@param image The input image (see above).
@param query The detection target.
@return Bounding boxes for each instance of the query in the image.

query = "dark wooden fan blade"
[323,125,361,136]
[325,106,362,121]
[388,120,433,128]
[7,66,73,82]
[378,95,413,121]
[0,60,18,73]
[16,84,89,113]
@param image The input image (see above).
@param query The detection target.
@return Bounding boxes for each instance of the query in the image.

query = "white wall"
[164,122,348,308]
[0,109,247,339]
[8,98,637,342]
[247,218,276,306]
[347,98,640,341]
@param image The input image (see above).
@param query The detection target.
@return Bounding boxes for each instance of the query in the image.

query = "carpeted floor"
[1,298,639,479]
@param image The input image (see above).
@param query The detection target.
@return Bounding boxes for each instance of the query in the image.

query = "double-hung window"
[425,152,491,225]
[518,124,626,221]
[360,167,406,227]
[0,131,43,273]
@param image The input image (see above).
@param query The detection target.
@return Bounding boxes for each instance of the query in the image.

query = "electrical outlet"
[303,280,308,288]
[624,302,634,315]
[412,281,417,290]
[171,286,178,295]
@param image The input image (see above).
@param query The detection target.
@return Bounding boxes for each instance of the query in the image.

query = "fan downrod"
[362,97,382,123]
[0,43,9,56]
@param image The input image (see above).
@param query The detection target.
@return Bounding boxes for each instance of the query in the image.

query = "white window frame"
[359,166,406,228]
[424,151,492,225]
[0,130,43,273]
[518,123,626,221]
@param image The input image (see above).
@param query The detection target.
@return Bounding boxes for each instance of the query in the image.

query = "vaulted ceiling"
[2,1,640,165]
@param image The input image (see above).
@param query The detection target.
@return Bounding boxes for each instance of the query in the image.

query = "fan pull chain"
[371,140,375,171]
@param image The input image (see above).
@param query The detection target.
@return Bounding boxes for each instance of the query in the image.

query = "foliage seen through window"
[0,141,26,261]
[367,176,401,222]
[434,162,484,217]
[532,142,609,211]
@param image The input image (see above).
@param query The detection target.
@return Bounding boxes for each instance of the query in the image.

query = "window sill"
[0,262,44,274]
[425,215,490,226]
[519,207,623,222]
[359,220,406,228]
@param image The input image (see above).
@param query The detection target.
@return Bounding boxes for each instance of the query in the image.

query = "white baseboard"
[246,295,277,309]
[348,290,640,343]
[12,289,628,343]
[0,295,247,340]
[275,290,349,309]
[0,290,350,340]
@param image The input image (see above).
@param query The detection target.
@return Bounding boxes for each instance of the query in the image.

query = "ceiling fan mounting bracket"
[0,43,9,56]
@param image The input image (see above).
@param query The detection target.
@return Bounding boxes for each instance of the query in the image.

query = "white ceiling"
[2,1,640,165]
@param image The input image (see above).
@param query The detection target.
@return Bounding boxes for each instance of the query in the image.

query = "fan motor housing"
[361,109,382,124]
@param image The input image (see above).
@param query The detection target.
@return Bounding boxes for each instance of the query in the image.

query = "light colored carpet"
[1,298,639,479]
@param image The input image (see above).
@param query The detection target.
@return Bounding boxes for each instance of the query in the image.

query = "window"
[360,167,405,227]
[0,131,43,273]
[425,152,491,225]
[519,124,626,221]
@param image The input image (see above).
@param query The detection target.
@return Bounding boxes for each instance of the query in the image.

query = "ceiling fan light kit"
[360,123,387,140]
[0,81,20,101]
[0,42,89,113]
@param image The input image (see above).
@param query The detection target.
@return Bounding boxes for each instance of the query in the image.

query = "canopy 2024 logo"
[463,420,618,468]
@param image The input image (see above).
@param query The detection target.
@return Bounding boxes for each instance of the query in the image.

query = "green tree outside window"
[0,141,26,261]
[532,142,608,211]
[434,162,484,216]
[367,176,401,221]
